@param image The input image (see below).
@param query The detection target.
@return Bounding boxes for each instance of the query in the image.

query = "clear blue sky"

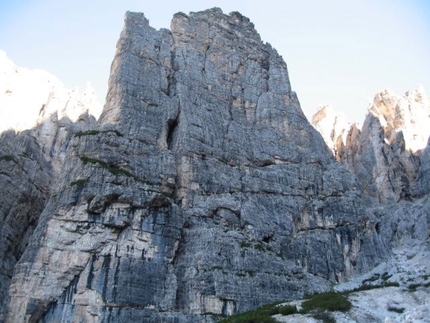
[1,0,429,123]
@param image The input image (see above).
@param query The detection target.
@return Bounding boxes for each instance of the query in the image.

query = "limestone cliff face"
[1,9,390,322]
[0,51,101,321]
[313,86,430,202]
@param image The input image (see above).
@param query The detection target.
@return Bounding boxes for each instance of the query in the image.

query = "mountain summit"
[1,8,429,323]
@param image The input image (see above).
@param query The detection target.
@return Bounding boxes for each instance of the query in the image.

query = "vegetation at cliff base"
[218,290,351,323]
[218,302,295,323]
[302,291,351,312]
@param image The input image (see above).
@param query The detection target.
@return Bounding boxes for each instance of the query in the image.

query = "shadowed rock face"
[0,53,101,321]
[2,8,391,323]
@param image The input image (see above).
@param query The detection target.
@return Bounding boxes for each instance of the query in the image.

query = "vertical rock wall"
[3,9,389,322]
[0,53,101,321]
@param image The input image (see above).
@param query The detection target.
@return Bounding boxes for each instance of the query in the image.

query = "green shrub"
[387,306,404,314]
[0,155,17,163]
[218,307,278,323]
[383,281,399,287]
[381,272,392,281]
[75,129,123,137]
[408,283,421,291]
[246,270,256,277]
[80,156,135,179]
[302,291,351,312]
[70,178,89,187]
[352,284,376,292]
[362,274,379,284]
[312,311,336,323]
[278,304,297,315]
[219,313,276,323]
[351,281,399,293]
[254,243,265,252]
[240,242,252,249]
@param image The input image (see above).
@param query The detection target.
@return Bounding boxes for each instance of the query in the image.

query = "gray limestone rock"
[0,54,101,321]
[313,87,430,203]
[3,9,389,322]
[2,8,418,323]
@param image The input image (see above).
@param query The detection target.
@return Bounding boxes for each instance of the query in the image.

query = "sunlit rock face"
[0,50,102,133]
[3,8,390,323]
[311,105,349,160]
[313,86,430,202]
[0,51,102,321]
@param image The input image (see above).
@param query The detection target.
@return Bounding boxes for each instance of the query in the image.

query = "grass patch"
[219,291,350,322]
[254,243,265,252]
[75,129,123,137]
[218,302,285,323]
[239,241,268,253]
[311,311,335,323]
[79,156,157,190]
[240,242,252,249]
[351,284,376,292]
[217,273,408,323]
[219,312,276,323]
[70,178,89,187]
[302,291,351,312]
[218,277,404,323]
[408,283,421,292]
[278,305,298,315]
[80,156,136,179]
[382,282,400,287]
[351,281,399,293]
[387,306,404,314]
[0,155,17,163]
[362,274,380,284]
[246,270,256,277]
[381,272,392,281]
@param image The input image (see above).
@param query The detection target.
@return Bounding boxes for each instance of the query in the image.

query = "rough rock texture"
[311,104,349,159]
[305,87,430,322]
[313,86,430,202]
[275,233,430,323]
[2,9,392,323]
[0,52,101,320]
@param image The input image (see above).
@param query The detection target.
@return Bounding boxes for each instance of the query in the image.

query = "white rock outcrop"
[311,104,350,159]
[313,86,430,202]
[0,50,102,133]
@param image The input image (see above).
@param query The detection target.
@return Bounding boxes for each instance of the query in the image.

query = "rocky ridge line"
[312,86,430,202]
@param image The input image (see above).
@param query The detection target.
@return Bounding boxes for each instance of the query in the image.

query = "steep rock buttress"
[5,9,389,322]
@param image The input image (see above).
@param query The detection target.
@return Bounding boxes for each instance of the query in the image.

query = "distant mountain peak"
[0,50,102,133]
